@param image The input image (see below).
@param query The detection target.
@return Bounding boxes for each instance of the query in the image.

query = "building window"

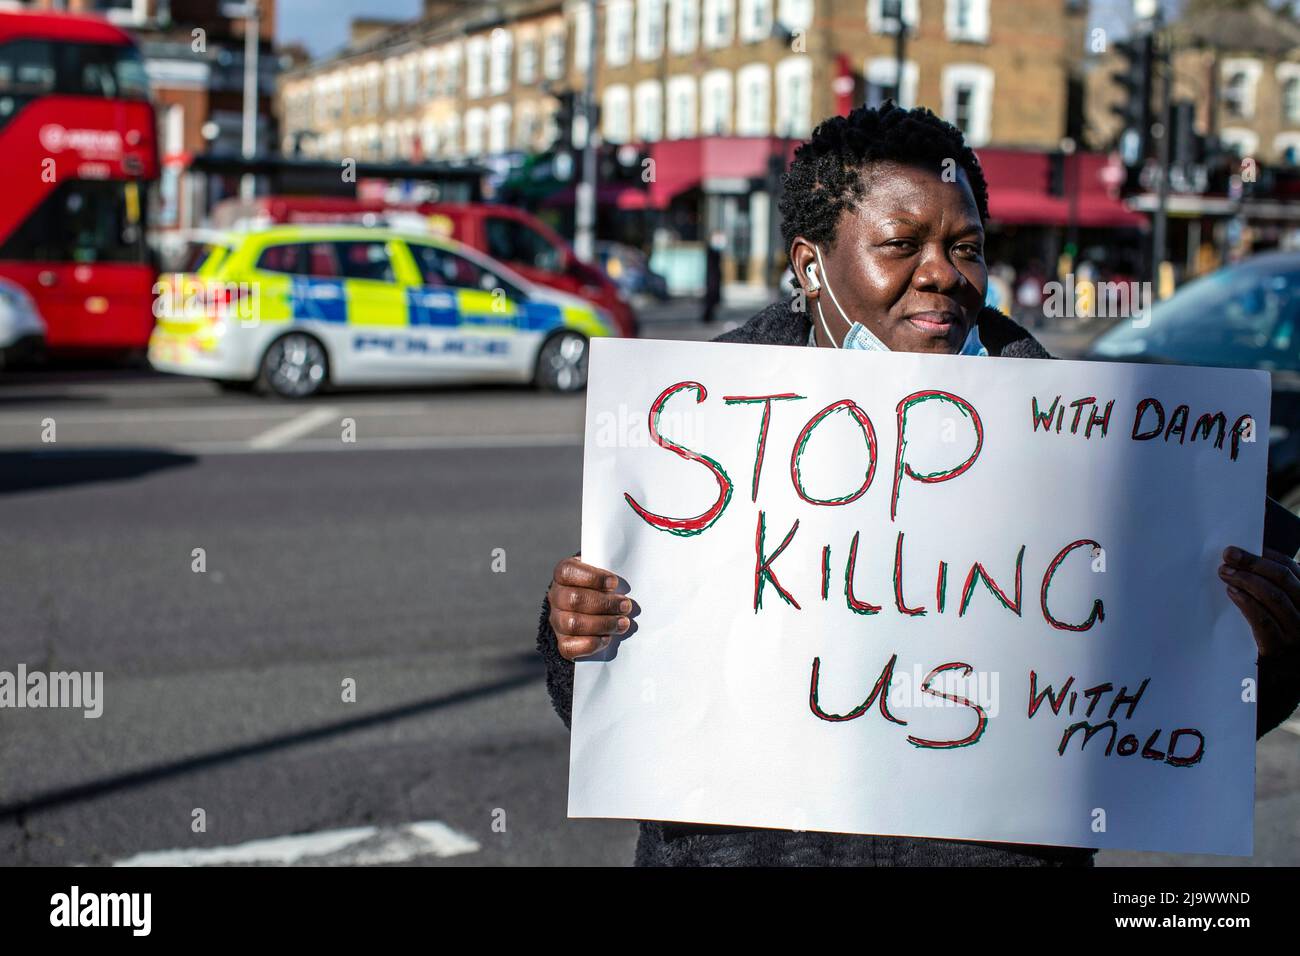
[385,60,400,110]
[518,34,538,85]
[1219,127,1257,158]
[574,4,592,71]
[736,62,770,134]
[544,27,566,79]
[423,51,439,97]
[489,102,512,154]
[865,57,918,108]
[603,84,632,143]
[777,0,812,31]
[443,45,461,94]
[404,55,420,106]
[1277,66,1300,124]
[466,37,488,98]
[941,63,993,146]
[868,0,918,34]
[635,80,663,141]
[700,70,732,134]
[442,114,462,157]
[703,0,734,48]
[421,119,439,157]
[775,55,811,136]
[739,0,773,42]
[365,65,380,114]
[638,0,666,59]
[669,0,699,53]
[945,0,988,42]
[666,74,697,138]
[517,103,538,150]
[464,107,487,155]
[607,0,634,66]
[1220,59,1261,120]
[490,29,513,95]
[1275,133,1300,166]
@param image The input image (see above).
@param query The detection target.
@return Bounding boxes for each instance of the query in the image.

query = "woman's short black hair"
[778,101,990,255]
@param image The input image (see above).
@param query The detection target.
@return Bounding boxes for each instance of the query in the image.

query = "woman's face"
[794,160,988,354]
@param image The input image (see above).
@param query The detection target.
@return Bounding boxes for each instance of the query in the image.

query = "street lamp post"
[574,0,599,262]
[222,0,261,201]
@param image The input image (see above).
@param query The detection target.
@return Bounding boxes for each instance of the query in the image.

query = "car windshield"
[176,242,228,275]
[1090,262,1300,372]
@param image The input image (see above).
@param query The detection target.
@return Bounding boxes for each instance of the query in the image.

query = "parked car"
[148,225,616,398]
[1086,251,1300,510]
[595,241,670,302]
[0,276,46,368]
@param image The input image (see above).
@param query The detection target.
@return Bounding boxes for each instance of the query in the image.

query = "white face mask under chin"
[810,243,988,357]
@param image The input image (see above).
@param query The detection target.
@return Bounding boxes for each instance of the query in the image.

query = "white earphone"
[804,262,820,291]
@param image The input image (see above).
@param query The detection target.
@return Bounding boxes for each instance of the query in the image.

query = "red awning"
[646,137,800,208]
[978,148,1146,229]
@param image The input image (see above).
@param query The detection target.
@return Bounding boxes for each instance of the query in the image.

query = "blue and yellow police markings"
[290,277,348,323]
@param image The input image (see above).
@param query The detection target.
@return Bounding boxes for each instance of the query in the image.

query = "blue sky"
[276,0,1138,59]
[277,0,422,57]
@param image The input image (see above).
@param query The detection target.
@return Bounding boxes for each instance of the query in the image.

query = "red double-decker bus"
[0,10,159,353]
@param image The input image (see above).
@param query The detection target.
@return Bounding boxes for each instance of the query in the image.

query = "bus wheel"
[533,330,588,393]
[257,332,329,399]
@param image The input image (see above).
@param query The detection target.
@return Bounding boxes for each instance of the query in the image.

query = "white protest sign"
[571,337,1270,855]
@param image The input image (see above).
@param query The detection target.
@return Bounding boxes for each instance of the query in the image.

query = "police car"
[148,225,618,398]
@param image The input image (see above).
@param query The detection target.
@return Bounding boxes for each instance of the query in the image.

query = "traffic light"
[1170,100,1198,168]
[1048,151,1066,197]
[553,90,577,150]
[1110,33,1154,177]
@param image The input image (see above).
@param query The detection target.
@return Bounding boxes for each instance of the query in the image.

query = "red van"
[209,196,638,337]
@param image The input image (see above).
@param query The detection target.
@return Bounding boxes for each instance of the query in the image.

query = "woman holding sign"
[538,103,1300,866]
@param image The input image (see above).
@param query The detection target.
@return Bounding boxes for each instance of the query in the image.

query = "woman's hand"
[548,556,632,661]
[1219,546,1300,661]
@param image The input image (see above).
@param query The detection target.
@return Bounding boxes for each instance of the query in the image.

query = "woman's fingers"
[553,613,632,661]
[549,556,632,661]
[1224,583,1288,658]
[1220,546,1300,658]
[1222,546,1300,608]
[552,555,620,592]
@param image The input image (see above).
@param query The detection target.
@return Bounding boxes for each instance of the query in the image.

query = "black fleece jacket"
[537,298,1300,867]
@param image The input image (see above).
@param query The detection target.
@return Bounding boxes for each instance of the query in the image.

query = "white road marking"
[111,821,480,866]
[247,406,341,449]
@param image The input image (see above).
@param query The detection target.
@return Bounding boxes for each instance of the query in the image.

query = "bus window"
[0,39,148,100]
[0,40,55,95]
[0,179,147,264]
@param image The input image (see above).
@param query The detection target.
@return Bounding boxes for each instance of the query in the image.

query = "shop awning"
[646,137,800,208]
[978,148,1147,229]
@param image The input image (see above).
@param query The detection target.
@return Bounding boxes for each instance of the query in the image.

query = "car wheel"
[257,332,329,398]
[534,330,589,393]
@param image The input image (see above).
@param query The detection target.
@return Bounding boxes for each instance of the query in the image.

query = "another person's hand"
[1219,546,1300,661]
[548,556,632,661]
